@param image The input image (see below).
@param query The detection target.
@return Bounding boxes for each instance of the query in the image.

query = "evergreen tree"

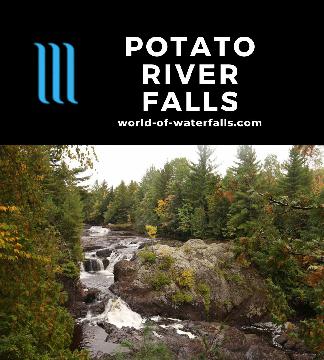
[0,145,89,359]
[260,154,282,194]
[226,146,261,237]
[279,146,312,199]
[104,181,130,223]
[188,145,217,209]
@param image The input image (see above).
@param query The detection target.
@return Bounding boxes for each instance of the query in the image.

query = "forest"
[0,145,323,359]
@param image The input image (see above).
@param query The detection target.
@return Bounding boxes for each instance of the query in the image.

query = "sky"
[85,145,293,187]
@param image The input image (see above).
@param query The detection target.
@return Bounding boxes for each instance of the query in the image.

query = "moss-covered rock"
[110,239,270,324]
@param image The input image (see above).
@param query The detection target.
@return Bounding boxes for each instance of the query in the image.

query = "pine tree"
[279,146,312,199]
[226,146,261,237]
[104,181,131,223]
[188,145,217,208]
[276,147,313,238]
[260,154,282,194]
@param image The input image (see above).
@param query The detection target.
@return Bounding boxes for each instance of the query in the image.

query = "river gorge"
[70,226,316,360]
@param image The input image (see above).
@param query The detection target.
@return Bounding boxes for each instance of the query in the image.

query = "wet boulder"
[102,258,110,269]
[83,288,100,303]
[96,248,113,258]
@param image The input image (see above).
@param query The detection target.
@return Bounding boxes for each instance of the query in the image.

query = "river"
[73,226,196,358]
[72,226,313,359]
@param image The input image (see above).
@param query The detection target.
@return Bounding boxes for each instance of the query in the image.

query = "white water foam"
[160,323,196,339]
[94,298,145,329]
[89,226,110,236]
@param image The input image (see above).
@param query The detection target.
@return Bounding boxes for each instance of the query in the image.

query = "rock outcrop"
[110,239,270,325]
[99,320,313,360]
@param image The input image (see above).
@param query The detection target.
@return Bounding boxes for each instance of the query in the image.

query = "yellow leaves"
[20,163,27,172]
[176,268,195,289]
[14,243,22,250]
[155,199,167,217]
[53,265,63,274]
[0,205,18,212]
[0,205,19,212]
[0,221,50,263]
[145,224,157,239]
[155,195,175,220]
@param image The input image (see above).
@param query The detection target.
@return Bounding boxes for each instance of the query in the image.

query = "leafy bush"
[171,291,193,305]
[150,271,171,290]
[158,255,175,271]
[300,317,324,352]
[224,272,243,284]
[197,282,211,317]
[176,268,195,289]
[60,260,80,279]
[139,249,157,264]
[145,225,157,239]
[266,278,294,323]
[113,324,174,360]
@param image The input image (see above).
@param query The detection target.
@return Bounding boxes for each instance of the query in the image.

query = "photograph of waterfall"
[0,145,323,359]
[1,3,322,358]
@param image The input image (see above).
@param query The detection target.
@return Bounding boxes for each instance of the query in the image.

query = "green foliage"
[207,187,230,239]
[196,282,211,317]
[0,145,91,359]
[226,146,262,238]
[139,248,157,264]
[299,317,324,352]
[171,291,194,305]
[60,261,80,279]
[113,324,174,360]
[279,146,312,200]
[158,255,175,271]
[150,271,171,290]
[105,181,138,224]
[266,278,294,323]
[4,144,322,356]
[191,207,207,238]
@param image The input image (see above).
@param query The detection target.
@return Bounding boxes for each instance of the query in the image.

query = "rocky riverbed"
[70,226,316,360]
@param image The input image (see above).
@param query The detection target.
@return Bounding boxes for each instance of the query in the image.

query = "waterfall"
[89,226,110,236]
[105,251,123,274]
[83,258,104,272]
[96,298,144,329]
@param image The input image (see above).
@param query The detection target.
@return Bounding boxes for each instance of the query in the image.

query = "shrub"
[266,278,294,323]
[176,268,195,289]
[158,255,175,271]
[114,324,174,360]
[150,271,171,291]
[197,282,211,317]
[145,225,157,239]
[300,317,324,352]
[224,272,244,284]
[60,261,80,279]
[171,291,193,305]
[139,249,157,264]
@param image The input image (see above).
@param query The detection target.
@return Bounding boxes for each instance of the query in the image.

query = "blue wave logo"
[34,43,78,104]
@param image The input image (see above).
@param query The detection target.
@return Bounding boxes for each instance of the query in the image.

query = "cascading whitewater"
[83,257,104,272]
[105,251,123,274]
[94,298,145,330]
[89,226,110,236]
